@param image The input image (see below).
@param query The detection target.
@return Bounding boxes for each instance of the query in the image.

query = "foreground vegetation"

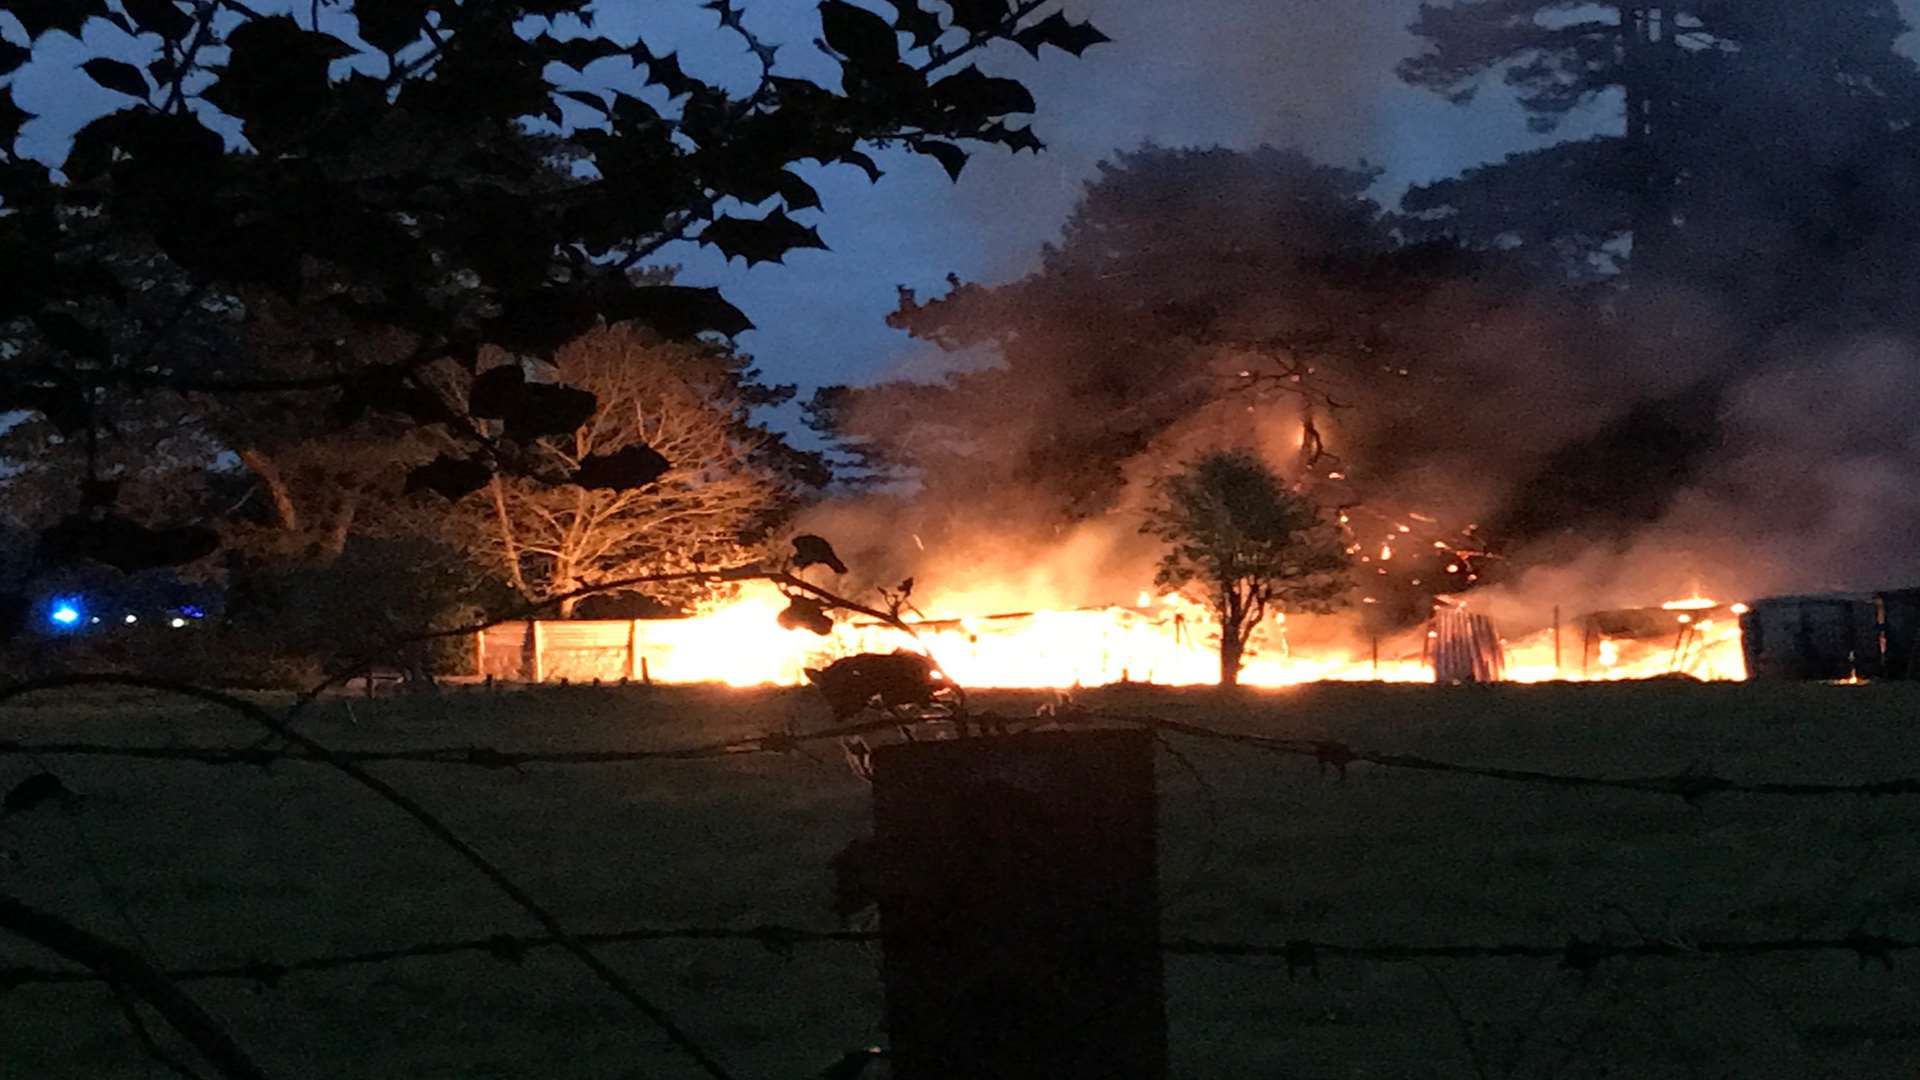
[3,681,1917,1078]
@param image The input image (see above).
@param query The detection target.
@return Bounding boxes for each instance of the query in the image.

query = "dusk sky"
[11,0,1920,399]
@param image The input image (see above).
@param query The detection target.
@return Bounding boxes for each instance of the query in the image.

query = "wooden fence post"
[869,729,1166,1080]
[628,619,640,682]
[530,620,545,684]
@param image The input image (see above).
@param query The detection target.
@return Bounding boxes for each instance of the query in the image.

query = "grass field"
[3,680,1918,1079]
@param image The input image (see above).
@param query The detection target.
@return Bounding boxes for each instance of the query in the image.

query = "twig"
[107,979,210,1080]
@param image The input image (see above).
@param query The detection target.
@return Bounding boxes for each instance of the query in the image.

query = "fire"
[611,582,1751,688]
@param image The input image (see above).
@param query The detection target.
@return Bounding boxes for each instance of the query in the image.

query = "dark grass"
[2,680,1918,1078]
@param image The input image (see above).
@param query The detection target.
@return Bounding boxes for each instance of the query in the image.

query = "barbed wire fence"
[4,672,1920,1076]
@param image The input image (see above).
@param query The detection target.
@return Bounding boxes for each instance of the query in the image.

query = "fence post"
[628,619,640,682]
[530,620,545,684]
[474,630,486,680]
[869,729,1165,1080]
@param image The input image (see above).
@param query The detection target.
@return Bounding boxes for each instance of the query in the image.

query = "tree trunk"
[1218,633,1243,689]
[237,449,300,533]
[1218,587,1245,689]
[488,477,534,599]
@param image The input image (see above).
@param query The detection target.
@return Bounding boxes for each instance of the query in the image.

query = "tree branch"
[0,890,269,1080]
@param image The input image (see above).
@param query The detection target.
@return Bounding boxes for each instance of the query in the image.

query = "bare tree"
[469,326,794,616]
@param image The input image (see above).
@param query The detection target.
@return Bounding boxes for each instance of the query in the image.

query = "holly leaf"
[792,534,848,574]
[468,363,529,420]
[838,149,883,183]
[985,121,1044,153]
[355,0,430,54]
[502,383,598,441]
[604,285,754,339]
[915,140,967,182]
[882,0,945,49]
[1012,12,1110,57]
[698,209,827,266]
[931,65,1036,119]
[777,595,835,636]
[406,455,495,501]
[7,0,109,40]
[0,39,29,77]
[820,0,899,69]
[945,0,1010,36]
[632,45,705,98]
[777,170,821,211]
[122,0,194,41]
[80,58,151,99]
[543,34,626,72]
[571,444,671,490]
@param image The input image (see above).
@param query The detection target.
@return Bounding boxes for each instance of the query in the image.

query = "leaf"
[406,455,495,501]
[820,0,899,69]
[355,0,430,54]
[1011,12,1110,57]
[631,44,705,98]
[80,58,151,99]
[542,34,626,71]
[930,65,1035,119]
[882,0,944,49]
[467,363,530,420]
[604,285,754,339]
[201,16,355,142]
[916,139,967,181]
[777,596,835,636]
[503,383,598,441]
[7,0,108,40]
[0,39,29,77]
[121,0,194,41]
[838,149,883,183]
[985,120,1043,153]
[777,170,822,211]
[792,534,848,574]
[945,0,1010,36]
[698,208,827,267]
[557,88,611,115]
[0,87,33,150]
[571,444,671,490]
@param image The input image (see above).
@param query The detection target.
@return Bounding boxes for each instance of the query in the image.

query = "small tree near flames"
[1144,450,1351,687]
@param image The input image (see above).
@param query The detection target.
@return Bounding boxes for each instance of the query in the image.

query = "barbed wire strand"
[10,707,1920,803]
[5,923,1915,993]
[0,674,738,1080]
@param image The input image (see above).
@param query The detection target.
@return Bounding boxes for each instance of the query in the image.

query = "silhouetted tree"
[1143,450,1350,687]
[1400,0,1920,321]
[0,0,1105,636]
[811,146,1480,517]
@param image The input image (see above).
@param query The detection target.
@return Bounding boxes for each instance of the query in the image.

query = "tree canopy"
[1142,449,1350,687]
[1400,0,1920,324]
[0,0,1104,638]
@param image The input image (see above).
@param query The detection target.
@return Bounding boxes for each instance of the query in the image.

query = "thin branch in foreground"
[0,675,737,1080]
[0,890,269,1080]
